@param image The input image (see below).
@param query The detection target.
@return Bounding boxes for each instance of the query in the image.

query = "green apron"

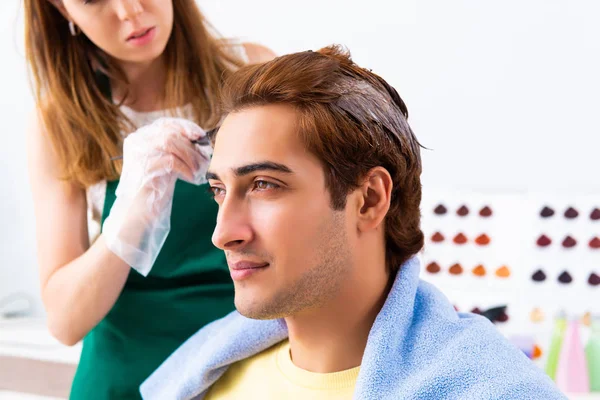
[69,179,235,399]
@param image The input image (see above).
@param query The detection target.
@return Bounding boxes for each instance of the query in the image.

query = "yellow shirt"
[205,340,360,400]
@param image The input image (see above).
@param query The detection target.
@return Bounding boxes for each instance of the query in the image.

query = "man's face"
[208,104,353,319]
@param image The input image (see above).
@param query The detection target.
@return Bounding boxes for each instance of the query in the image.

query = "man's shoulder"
[409,281,542,374]
[355,278,565,399]
[140,312,288,400]
[414,313,550,382]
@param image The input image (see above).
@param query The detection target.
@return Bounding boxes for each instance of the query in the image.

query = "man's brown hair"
[218,45,424,271]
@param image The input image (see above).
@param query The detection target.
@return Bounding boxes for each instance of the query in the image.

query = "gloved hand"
[102,117,211,276]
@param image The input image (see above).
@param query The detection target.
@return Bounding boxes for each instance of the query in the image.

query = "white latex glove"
[102,117,211,276]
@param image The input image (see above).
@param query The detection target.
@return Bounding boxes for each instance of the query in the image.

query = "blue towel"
[141,256,566,399]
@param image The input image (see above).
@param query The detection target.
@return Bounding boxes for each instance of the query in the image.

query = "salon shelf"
[0,393,64,400]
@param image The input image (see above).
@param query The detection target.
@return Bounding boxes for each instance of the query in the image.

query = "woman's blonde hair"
[24,0,243,187]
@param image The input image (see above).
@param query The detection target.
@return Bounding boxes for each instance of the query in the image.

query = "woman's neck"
[112,55,168,112]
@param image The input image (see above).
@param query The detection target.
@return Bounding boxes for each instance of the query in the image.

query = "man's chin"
[234,292,282,320]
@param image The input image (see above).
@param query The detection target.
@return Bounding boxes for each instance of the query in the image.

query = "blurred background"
[0,0,598,398]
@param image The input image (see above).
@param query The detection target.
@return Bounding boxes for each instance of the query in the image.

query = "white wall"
[1,0,599,316]
[201,0,600,192]
[0,1,38,315]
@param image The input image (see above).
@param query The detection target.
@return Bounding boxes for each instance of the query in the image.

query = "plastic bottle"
[555,317,589,393]
[546,312,567,380]
[585,316,600,392]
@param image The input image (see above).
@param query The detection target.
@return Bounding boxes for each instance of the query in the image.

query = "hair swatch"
[479,206,493,217]
[558,271,573,284]
[456,205,469,217]
[478,306,508,323]
[472,264,486,277]
[540,206,555,218]
[453,233,468,245]
[589,237,600,249]
[496,311,509,323]
[562,236,577,248]
[591,208,600,220]
[537,235,552,247]
[449,263,464,275]
[475,234,491,246]
[532,345,543,359]
[495,266,511,278]
[588,273,600,286]
[530,308,545,323]
[582,312,591,327]
[434,204,447,215]
[564,207,579,219]
[431,232,445,243]
[426,262,441,274]
[532,269,547,282]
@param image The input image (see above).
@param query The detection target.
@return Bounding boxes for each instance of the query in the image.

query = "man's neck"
[284,257,391,373]
[112,56,168,112]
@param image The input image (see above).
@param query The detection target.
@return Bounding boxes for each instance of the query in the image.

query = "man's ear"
[356,167,392,233]
[47,0,71,21]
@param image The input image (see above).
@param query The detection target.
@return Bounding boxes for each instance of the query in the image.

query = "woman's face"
[58,0,174,64]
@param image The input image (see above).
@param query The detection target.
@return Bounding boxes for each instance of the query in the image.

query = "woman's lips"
[126,27,156,46]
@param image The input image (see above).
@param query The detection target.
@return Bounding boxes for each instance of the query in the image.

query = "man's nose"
[212,197,254,251]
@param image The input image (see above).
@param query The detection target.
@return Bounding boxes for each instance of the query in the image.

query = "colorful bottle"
[555,318,589,393]
[546,312,567,380]
[586,316,600,392]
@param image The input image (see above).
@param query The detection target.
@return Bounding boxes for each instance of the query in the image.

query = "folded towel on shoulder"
[141,257,566,400]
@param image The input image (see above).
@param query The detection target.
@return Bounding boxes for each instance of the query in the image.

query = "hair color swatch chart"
[419,188,600,371]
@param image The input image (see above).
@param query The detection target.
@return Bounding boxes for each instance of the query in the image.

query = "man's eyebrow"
[235,161,293,176]
[206,171,220,181]
[205,162,293,182]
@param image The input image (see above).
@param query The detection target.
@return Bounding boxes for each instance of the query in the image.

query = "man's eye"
[253,180,279,191]
[208,186,225,198]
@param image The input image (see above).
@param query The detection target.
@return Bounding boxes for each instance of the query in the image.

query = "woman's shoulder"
[221,39,276,65]
[240,43,277,64]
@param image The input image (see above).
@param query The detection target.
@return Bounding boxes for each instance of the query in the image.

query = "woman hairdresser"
[24,0,274,398]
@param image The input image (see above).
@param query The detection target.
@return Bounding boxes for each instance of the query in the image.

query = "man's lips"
[229,261,269,281]
[230,261,269,270]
